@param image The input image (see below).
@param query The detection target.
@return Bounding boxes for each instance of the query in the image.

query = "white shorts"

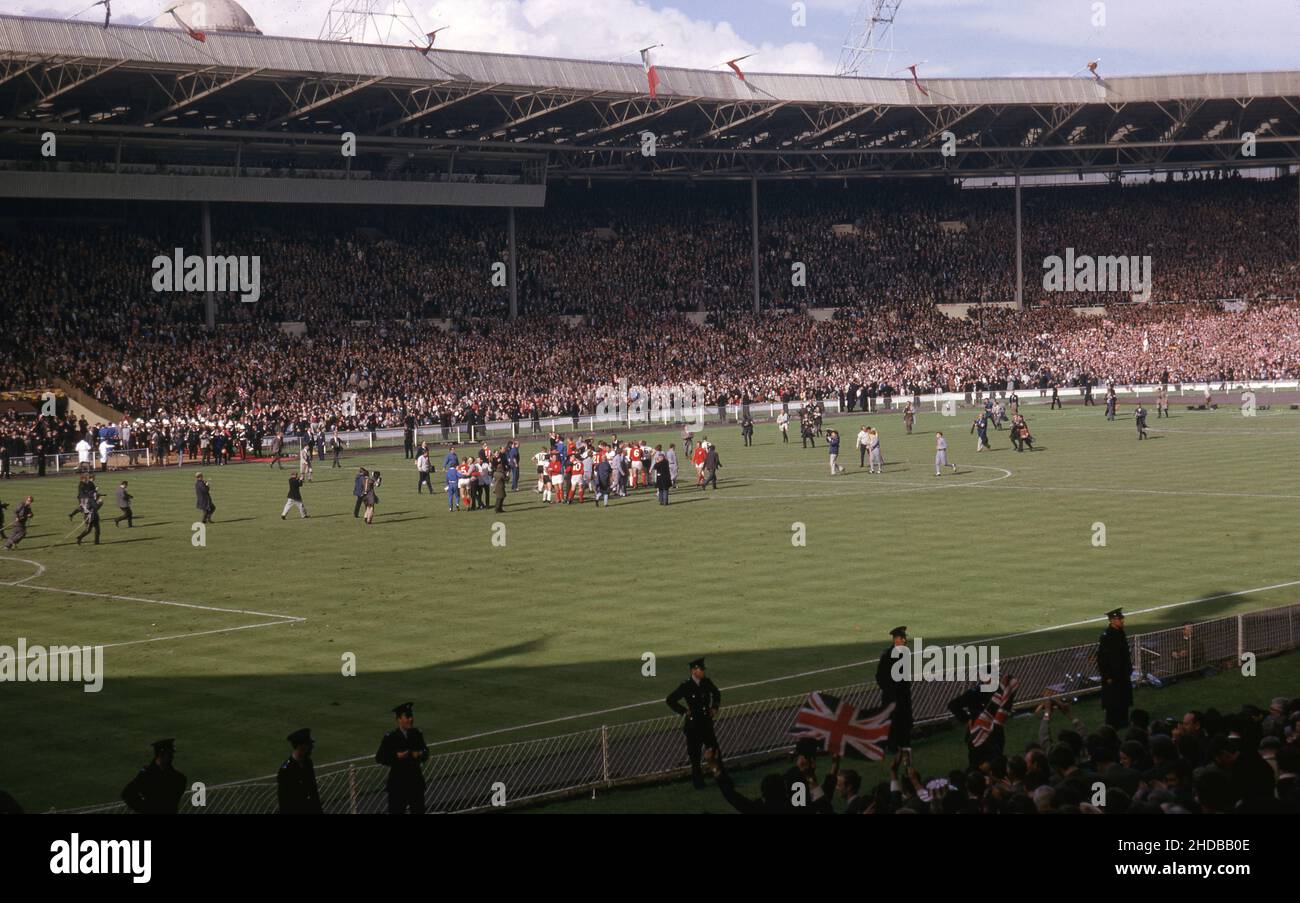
[570,474,582,487]
[457,478,470,490]
[551,474,564,486]
[631,461,643,470]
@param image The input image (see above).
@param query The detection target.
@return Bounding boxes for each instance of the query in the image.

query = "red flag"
[640,46,660,98]
[907,64,929,97]
[168,8,206,42]
[726,55,753,82]
[415,26,450,57]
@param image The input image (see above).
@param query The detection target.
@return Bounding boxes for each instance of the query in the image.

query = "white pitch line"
[366,574,1300,757]
[6,582,302,623]
[0,556,306,655]
[964,482,1300,502]
[0,557,47,585]
[970,578,1300,644]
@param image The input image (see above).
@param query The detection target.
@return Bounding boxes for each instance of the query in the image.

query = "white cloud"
[26,0,835,72]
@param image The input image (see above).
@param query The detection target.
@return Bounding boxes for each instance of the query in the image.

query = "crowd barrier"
[52,602,1300,814]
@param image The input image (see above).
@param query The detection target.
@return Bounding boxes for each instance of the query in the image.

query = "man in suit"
[3,496,33,550]
[121,739,188,814]
[75,491,103,545]
[277,728,322,814]
[1098,608,1134,729]
[375,702,429,814]
[838,769,866,814]
[195,473,214,523]
[875,626,913,755]
[653,451,672,505]
[506,441,520,492]
[352,467,368,518]
[113,480,134,528]
[701,444,722,491]
[666,658,722,789]
[492,450,509,513]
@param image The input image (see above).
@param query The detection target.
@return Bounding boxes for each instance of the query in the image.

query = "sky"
[10,0,1299,78]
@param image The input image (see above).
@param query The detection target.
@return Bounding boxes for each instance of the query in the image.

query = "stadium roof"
[3,14,1299,181]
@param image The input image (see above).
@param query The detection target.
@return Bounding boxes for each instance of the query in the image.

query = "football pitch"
[2,403,1298,811]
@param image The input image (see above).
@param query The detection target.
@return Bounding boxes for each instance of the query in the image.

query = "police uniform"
[121,739,188,814]
[278,728,322,814]
[666,657,722,788]
[875,627,913,751]
[1097,608,1134,729]
[375,702,429,814]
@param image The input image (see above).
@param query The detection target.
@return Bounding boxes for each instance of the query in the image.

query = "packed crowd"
[2,174,1298,438]
[713,694,1300,814]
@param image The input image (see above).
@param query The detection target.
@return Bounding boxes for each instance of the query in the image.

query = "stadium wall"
[0,172,546,208]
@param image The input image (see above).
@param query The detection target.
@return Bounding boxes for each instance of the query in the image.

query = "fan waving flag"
[790,692,893,760]
[969,675,1018,748]
[640,45,661,98]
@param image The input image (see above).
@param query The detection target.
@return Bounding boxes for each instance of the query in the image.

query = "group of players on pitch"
[530,433,719,506]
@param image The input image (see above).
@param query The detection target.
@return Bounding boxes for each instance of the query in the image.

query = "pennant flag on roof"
[726,54,755,82]
[640,45,662,98]
[414,26,450,57]
[165,6,206,42]
[907,64,930,97]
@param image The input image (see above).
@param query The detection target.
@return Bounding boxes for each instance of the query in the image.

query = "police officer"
[375,702,429,814]
[1135,404,1149,440]
[1098,608,1134,729]
[121,738,188,814]
[875,627,913,755]
[666,657,722,789]
[278,728,322,814]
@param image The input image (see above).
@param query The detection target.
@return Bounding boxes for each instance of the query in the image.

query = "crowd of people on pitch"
[709,694,1300,814]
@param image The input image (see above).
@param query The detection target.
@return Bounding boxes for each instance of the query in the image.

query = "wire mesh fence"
[53,602,1300,814]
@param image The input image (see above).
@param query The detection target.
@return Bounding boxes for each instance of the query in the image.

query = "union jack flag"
[969,675,1018,748]
[790,692,893,760]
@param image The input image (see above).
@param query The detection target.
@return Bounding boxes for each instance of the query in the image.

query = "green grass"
[2,404,1299,810]
[520,651,1300,814]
